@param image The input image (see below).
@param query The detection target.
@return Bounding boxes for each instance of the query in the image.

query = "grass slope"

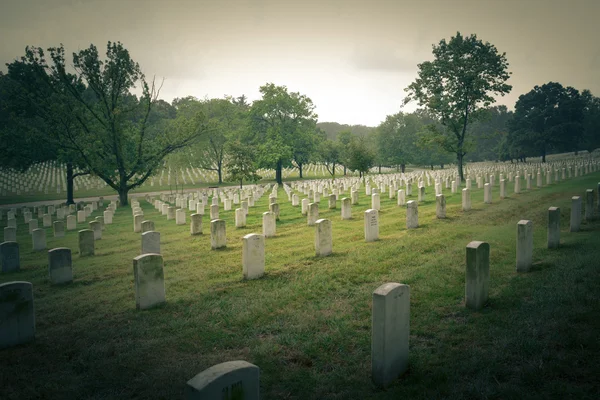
[1,173,599,399]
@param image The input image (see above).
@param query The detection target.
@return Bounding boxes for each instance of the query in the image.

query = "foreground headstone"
[341,197,351,220]
[570,196,582,232]
[48,248,73,284]
[315,219,332,256]
[210,219,227,249]
[190,214,203,235]
[307,203,319,226]
[185,360,260,400]
[141,231,160,255]
[262,212,276,238]
[4,227,16,242]
[235,208,247,228]
[133,253,166,310]
[1,242,20,273]
[516,220,533,272]
[462,188,471,211]
[372,282,410,388]
[465,241,489,310]
[364,209,379,242]
[547,207,560,249]
[78,229,95,256]
[243,233,265,280]
[436,194,446,219]
[406,201,418,229]
[484,183,492,204]
[141,220,155,233]
[0,281,35,349]
[32,229,46,251]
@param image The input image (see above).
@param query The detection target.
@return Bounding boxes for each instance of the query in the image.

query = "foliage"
[316,122,374,141]
[346,136,375,177]
[318,138,342,177]
[403,32,512,180]
[580,89,600,153]
[225,140,261,187]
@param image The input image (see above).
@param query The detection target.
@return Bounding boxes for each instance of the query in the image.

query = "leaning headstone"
[0,242,20,273]
[210,219,227,249]
[0,281,35,349]
[406,201,418,229]
[371,282,410,388]
[364,209,379,242]
[185,360,260,400]
[547,207,560,249]
[133,253,166,310]
[141,231,160,255]
[341,197,351,220]
[48,248,73,284]
[141,220,155,233]
[78,229,95,256]
[465,241,489,310]
[516,220,533,272]
[66,215,77,231]
[4,227,16,242]
[570,196,582,232]
[89,221,102,240]
[436,194,446,219]
[585,189,594,221]
[243,233,265,280]
[31,229,46,251]
[262,212,276,238]
[53,221,65,238]
[190,214,203,235]
[315,219,332,256]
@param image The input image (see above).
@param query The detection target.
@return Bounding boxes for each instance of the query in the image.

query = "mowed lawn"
[1,173,600,399]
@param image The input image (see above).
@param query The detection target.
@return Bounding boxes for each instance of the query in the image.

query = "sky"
[1,0,599,126]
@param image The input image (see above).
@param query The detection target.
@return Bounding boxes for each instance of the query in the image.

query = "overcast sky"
[1,0,599,126]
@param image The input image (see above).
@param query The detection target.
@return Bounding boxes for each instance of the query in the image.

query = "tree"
[7,42,208,205]
[318,139,341,178]
[225,140,261,188]
[346,136,375,178]
[403,32,512,181]
[580,89,600,154]
[248,83,318,184]
[509,82,585,162]
[336,130,354,175]
[466,105,513,162]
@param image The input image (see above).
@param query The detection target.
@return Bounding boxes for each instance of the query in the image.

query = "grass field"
[1,172,599,399]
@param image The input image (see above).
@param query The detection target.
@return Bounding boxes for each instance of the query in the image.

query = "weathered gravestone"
[77,210,86,223]
[32,229,46,251]
[95,216,105,231]
[307,203,319,226]
[210,219,227,250]
[53,221,65,238]
[42,214,52,228]
[66,215,77,231]
[167,206,176,221]
[190,214,203,235]
[406,201,418,229]
[89,221,102,240]
[176,209,186,225]
[262,212,276,238]
[141,220,155,233]
[0,281,35,349]
[141,231,161,255]
[133,253,166,310]
[235,208,247,228]
[28,219,38,234]
[465,241,490,310]
[372,282,410,388]
[315,219,332,257]
[436,194,446,219]
[48,248,73,284]
[4,227,17,242]
[570,196,582,232]
[547,207,560,249]
[269,203,280,221]
[371,193,380,211]
[210,205,219,220]
[1,242,20,273]
[585,189,594,221]
[78,229,95,256]
[133,214,144,233]
[185,360,260,400]
[516,220,533,272]
[242,233,265,280]
[341,197,351,220]
[364,209,379,242]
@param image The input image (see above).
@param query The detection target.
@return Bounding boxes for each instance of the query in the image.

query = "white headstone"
[133,253,166,310]
[242,233,265,280]
[364,209,379,242]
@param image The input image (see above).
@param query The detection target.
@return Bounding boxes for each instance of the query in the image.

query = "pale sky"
[1,0,599,126]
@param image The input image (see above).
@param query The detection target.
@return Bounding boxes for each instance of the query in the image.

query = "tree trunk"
[218,163,223,184]
[541,148,546,163]
[276,159,283,185]
[332,163,336,178]
[298,163,303,179]
[66,162,75,205]
[343,166,347,175]
[440,163,444,169]
[457,153,465,182]
[378,165,381,174]
[240,179,243,189]
[401,163,406,173]
[431,164,434,170]
[118,187,129,206]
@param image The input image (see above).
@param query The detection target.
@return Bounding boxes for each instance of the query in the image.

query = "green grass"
[1,173,599,399]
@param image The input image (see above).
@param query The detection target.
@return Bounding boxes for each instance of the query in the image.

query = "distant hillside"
[316,122,375,141]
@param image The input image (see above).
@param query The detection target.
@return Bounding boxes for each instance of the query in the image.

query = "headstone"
[141,231,160,254]
[31,228,46,251]
[7,218,16,229]
[397,190,405,206]
[315,219,332,256]
[141,220,155,233]
[465,241,489,310]
[269,203,280,221]
[0,281,35,349]
[351,190,359,205]
[42,214,52,228]
[418,186,425,203]
[190,214,203,235]
[516,220,533,272]
[547,207,560,249]
[133,214,144,233]
[262,212,276,238]
[364,209,379,242]
[484,183,492,204]
[371,282,410,388]
[514,176,521,194]
[462,188,471,211]
[301,199,309,216]
[210,219,227,249]
[328,194,336,209]
[28,219,38,234]
[48,248,73,284]
[436,194,446,219]
[307,203,319,226]
[210,205,219,220]
[196,202,205,216]
[570,196,582,232]
[185,360,260,400]
[4,227,16,242]
[0,242,20,273]
[53,221,65,238]
[133,254,166,310]
[89,221,102,240]
[95,216,105,231]
[235,208,247,228]
[341,198,351,220]
[66,215,76,230]
[242,233,265,280]
[78,229,95,256]
[167,206,176,221]
[176,209,186,225]
[406,201,418,229]
[77,210,86,223]
[500,179,506,199]
[371,193,380,211]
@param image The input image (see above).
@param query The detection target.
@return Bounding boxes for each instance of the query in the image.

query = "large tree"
[509,82,585,162]
[580,89,600,154]
[403,32,512,181]
[7,42,207,205]
[346,136,375,178]
[248,83,318,184]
